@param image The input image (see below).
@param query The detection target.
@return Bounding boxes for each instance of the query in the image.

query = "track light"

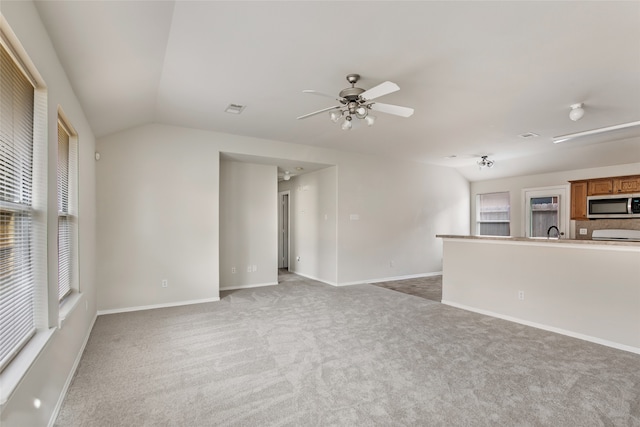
[283,171,291,181]
[477,156,495,169]
[569,103,585,121]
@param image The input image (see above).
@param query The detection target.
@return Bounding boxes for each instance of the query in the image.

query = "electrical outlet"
[296,256,300,262]
[162,279,168,288]
[231,267,236,274]
[518,291,525,300]
[247,266,252,273]
[579,228,588,235]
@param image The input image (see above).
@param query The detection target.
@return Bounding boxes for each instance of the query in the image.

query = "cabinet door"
[613,176,640,194]
[587,178,613,195]
[570,181,588,220]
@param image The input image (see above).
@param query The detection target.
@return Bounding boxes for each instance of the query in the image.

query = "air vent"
[225,104,246,114]
[518,132,539,139]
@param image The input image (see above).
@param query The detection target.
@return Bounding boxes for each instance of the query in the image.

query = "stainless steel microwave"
[587,194,640,218]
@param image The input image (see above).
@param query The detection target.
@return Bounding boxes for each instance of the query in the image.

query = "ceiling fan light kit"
[297,73,414,130]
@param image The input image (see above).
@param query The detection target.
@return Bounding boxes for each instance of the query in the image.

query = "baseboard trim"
[288,271,336,286]
[220,282,278,291]
[341,271,443,287]
[97,297,220,316]
[48,312,97,427]
[441,300,640,355]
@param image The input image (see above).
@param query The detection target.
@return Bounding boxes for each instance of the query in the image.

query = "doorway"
[278,191,290,269]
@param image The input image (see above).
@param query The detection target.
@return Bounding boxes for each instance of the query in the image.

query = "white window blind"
[57,121,71,301]
[476,192,510,236]
[0,43,36,372]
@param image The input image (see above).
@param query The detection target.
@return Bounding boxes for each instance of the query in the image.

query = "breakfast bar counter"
[437,235,640,353]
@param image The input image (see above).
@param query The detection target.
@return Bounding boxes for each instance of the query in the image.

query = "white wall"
[279,167,338,284]
[337,156,470,284]
[0,2,97,426]
[97,123,469,302]
[96,126,220,311]
[441,238,640,352]
[219,161,278,289]
[471,162,640,237]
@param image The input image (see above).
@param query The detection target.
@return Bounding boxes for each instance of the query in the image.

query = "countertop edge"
[436,235,640,248]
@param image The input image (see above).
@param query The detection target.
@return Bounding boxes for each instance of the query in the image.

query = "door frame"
[278,190,290,270]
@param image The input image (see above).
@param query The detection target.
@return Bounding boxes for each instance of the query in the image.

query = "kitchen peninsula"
[437,235,640,354]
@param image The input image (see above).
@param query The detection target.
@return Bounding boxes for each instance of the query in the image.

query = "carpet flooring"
[55,274,640,426]
[370,275,442,302]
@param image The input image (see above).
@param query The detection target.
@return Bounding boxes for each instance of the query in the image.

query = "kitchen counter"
[438,235,640,353]
[436,234,640,248]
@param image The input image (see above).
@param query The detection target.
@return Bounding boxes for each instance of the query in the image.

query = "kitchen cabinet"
[587,178,613,195]
[613,175,640,194]
[570,174,640,220]
[570,181,588,220]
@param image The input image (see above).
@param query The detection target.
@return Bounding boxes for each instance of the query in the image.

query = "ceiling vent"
[225,104,246,114]
[518,132,539,139]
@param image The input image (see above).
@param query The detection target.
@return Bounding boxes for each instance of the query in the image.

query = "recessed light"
[295,167,304,171]
[518,132,539,139]
[224,104,246,114]
[444,155,458,159]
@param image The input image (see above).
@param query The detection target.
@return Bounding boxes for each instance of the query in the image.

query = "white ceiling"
[33,1,640,181]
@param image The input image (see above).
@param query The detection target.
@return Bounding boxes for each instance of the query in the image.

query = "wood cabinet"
[570,174,640,220]
[613,176,640,194]
[570,181,588,220]
[587,178,614,195]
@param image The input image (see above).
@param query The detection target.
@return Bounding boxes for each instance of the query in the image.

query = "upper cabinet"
[570,181,588,220]
[587,178,614,195]
[613,176,640,194]
[570,174,640,220]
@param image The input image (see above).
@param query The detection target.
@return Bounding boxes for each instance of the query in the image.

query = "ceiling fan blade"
[302,90,344,102]
[370,102,414,117]
[297,105,341,120]
[360,81,400,101]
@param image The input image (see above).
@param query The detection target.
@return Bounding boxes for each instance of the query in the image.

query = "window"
[523,186,568,238]
[0,42,36,372]
[57,118,77,301]
[529,196,558,238]
[476,192,510,236]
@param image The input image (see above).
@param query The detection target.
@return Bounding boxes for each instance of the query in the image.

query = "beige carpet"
[55,274,640,426]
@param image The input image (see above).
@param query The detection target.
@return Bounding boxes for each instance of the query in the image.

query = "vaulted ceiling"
[33,1,640,181]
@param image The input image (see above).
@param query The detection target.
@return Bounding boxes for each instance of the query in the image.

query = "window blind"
[0,43,36,372]
[476,192,510,237]
[57,121,71,301]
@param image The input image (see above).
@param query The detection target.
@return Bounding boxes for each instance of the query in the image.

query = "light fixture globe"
[569,103,585,121]
[341,116,353,130]
[329,111,342,123]
[364,115,376,126]
[355,106,368,119]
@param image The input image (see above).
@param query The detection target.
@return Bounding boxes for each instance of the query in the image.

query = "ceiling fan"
[297,74,414,130]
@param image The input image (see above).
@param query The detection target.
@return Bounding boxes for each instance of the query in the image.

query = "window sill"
[0,327,55,407]
[59,292,83,329]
